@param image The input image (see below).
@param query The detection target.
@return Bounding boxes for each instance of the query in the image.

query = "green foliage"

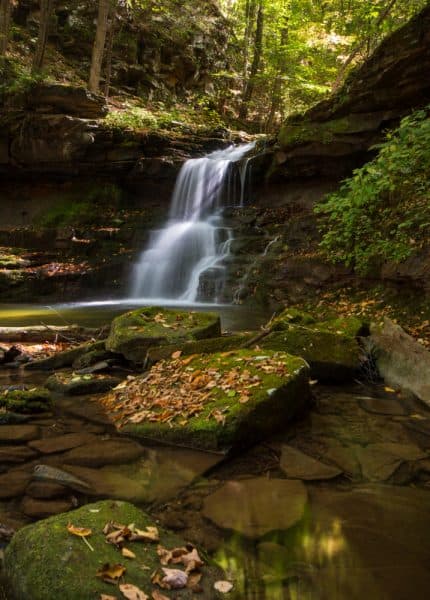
[0,58,43,101]
[315,107,430,274]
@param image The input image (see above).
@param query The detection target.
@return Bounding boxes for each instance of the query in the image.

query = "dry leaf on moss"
[67,523,92,537]
[96,563,126,585]
[121,547,136,559]
[119,583,148,600]
[214,580,234,593]
[151,591,169,600]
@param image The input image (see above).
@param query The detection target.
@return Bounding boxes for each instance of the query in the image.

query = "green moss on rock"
[118,349,311,452]
[0,388,52,413]
[106,307,221,364]
[4,500,225,600]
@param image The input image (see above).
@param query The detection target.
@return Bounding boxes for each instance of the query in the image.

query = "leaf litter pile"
[67,519,233,598]
[101,351,291,428]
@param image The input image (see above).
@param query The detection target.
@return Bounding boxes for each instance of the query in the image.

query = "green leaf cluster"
[315,106,430,274]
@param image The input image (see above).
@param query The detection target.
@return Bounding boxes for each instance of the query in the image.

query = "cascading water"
[131,142,255,303]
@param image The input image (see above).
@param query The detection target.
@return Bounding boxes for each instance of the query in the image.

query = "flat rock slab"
[359,395,408,416]
[203,478,308,538]
[103,349,310,452]
[46,372,122,396]
[0,445,37,463]
[280,444,342,480]
[106,306,221,364]
[4,500,225,600]
[25,481,67,499]
[20,496,73,519]
[28,432,99,455]
[62,438,145,467]
[0,424,39,443]
[64,446,221,504]
[0,471,31,499]
[355,443,427,482]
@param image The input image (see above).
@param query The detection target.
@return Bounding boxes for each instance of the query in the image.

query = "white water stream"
[131,143,255,303]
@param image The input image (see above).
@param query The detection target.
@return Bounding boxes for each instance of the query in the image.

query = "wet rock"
[20,496,74,519]
[0,425,40,443]
[359,395,408,416]
[0,446,37,464]
[4,500,225,600]
[111,349,311,452]
[0,471,31,499]
[0,412,31,424]
[72,348,119,370]
[25,481,68,499]
[280,444,342,480]
[46,372,122,395]
[28,432,99,455]
[323,442,362,478]
[355,442,427,482]
[26,340,105,371]
[367,318,430,407]
[106,306,221,364]
[203,478,307,538]
[62,438,145,467]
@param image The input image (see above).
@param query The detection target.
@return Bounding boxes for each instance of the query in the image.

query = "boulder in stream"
[101,349,311,452]
[0,387,52,413]
[105,306,221,364]
[46,372,122,395]
[4,500,226,600]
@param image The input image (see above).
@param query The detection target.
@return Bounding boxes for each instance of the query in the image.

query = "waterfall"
[131,142,255,303]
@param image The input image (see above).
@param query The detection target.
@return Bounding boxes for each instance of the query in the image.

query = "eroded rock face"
[273,5,430,182]
[4,500,226,600]
[101,348,311,452]
[26,84,108,119]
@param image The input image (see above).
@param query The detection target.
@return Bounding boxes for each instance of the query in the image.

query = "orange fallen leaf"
[67,523,92,537]
[171,350,182,359]
[119,583,148,600]
[96,563,126,585]
[121,547,136,559]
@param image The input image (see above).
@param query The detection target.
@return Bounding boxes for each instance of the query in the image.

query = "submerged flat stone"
[61,438,145,467]
[203,478,308,538]
[4,500,225,600]
[106,306,221,364]
[102,349,311,452]
[28,432,99,455]
[0,424,39,443]
[280,444,342,480]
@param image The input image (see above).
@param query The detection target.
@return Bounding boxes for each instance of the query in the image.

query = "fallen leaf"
[121,547,136,559]
[384,387,396,393]
[67,523,92,537]
[96,563,126,585]
[161,568,188,589]
[180,547,204,572]
[171,350,182,359]
[130,525,159,542]
[214,580,234,593]
[119,584,148,600]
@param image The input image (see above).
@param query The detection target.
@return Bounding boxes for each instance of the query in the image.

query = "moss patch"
[103,349,310,452]
[0,388,52,414]
[4,500,225,600]
[106,307,221,364]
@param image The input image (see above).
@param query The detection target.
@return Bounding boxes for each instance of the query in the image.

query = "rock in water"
[32,465,93,493]
[280,445,342,480]
[203,478,308,538]
[4,500,225,600]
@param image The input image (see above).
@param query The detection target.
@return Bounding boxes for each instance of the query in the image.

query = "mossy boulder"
[26,341,106,371]
[262,313,368,382]
[0,388,52,414]
[46,372,122,396]
[106,307,221,364]
[104,349,310,452]
[4,500,225,600]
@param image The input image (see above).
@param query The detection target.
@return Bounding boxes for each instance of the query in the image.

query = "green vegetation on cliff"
[316,106,430,274]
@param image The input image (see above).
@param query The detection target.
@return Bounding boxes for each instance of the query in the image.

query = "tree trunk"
[0,0,12,56]
[242,0,256,92]
[239,0,264,121]
[103,14,116,98]
[88,0,111,94]
[266,15,289,132]
[32,0,54,72]
[332,0,398,91]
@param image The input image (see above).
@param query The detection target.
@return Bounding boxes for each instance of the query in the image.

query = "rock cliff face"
[271,5,430,182]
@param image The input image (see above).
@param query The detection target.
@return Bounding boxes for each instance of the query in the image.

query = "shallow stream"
[1,303,430,599]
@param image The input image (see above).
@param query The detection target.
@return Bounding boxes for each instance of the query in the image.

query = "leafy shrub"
[315,106,430,274]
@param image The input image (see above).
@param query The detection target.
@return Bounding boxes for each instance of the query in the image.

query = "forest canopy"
[0,0,427,130]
